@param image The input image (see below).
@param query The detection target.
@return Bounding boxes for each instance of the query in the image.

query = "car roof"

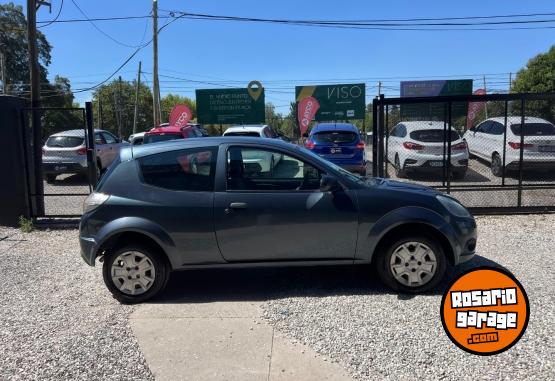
[146,125,188,135]
[483,116,553,125]
[49,129,106,138]
[311,123,358,133]
[224,125,268,133]
[129,136,292,159]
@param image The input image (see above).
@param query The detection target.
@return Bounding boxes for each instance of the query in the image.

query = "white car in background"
[463,116,555,177]
[223,125,282,173]
[387,121,469,179]
[128,132,146,145]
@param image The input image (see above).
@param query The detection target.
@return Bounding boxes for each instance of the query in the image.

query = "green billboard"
[400,80,473,121]
[295,83,366,121]
[196,84,265,124]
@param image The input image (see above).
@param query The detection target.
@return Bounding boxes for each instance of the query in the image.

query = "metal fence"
[22,103,96,218]
[372,92,555,213]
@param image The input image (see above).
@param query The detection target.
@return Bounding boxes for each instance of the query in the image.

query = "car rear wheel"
[394,155,407,178]
[102,244,170,304]
[375,235,446,293]
[491,153,503,177]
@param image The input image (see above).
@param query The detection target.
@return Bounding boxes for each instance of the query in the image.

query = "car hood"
[364,177,439,194]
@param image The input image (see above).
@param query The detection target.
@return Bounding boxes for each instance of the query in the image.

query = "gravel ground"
[262,214,555,380]
[0,228,152,381]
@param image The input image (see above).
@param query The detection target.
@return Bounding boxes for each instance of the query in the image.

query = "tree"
[0,3,52,92]
[160,93,196,123]
[92,80,153,139]
[512,45,555,121]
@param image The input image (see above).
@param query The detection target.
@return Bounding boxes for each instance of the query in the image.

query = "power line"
[37,0,64,29]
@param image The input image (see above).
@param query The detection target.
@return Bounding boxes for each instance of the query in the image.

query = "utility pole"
[97,99,102,129]
[508,72,513,114]
[27,0,46,216]
[152,0,161,127]
[133,61,142,134]
[483,75,488,119]
[378,81,382,97]
[116,75,123,138]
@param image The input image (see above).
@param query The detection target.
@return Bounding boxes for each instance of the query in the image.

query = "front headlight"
[436,195,471,218]
[83,192,109,214]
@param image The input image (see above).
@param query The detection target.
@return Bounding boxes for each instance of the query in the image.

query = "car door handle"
[229,202,248,209]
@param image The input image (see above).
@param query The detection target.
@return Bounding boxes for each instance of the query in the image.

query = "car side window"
[490,122,505,135]
[102,132,117,144]
[476,121,491,134]
[94,132,105,145]
[398,125,407,137]
[227,147,321,192]
[139,147,217,191]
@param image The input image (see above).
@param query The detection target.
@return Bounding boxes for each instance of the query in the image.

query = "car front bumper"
[79,235,97,266]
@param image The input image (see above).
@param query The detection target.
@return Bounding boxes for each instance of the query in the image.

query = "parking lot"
[43,174,91,216]
[1,214,553,380]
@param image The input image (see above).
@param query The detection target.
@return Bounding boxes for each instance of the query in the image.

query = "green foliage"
[160,94,196,123]
[0,3,52,88]
[512,45,555,121]
[92,79,153,139]
[18,215,33,233]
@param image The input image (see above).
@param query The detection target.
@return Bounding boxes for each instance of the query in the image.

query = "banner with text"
[295,83,366,122]
[196,84,265,124]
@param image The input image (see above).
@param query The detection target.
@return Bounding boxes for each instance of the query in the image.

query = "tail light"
[356,141,365,150]
[305,140,315,150]
[77,147,88,155]
[403,142,424,150]
[451,141,467,151]
[508,142,534,150]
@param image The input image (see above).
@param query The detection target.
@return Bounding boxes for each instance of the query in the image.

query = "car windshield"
[224,131,260,137]
[409,129,460,142]
[312,131,357,144]
[143,133,182,144]
[510,123,555,136]
[45,136,84,148]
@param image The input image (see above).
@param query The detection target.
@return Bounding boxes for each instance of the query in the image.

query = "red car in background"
[143,124,208,144]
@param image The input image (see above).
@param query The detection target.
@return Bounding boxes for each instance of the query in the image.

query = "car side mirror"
[320,175,341,192]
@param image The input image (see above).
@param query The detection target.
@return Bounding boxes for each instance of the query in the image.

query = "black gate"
[372,93,555,214]
[22,102,97,218]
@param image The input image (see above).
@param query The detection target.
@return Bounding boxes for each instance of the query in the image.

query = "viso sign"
[195,81,265,124]
[295,83,366,121]
[400,80,473,121]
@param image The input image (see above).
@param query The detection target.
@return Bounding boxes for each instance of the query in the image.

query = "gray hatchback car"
[80,137,477,303]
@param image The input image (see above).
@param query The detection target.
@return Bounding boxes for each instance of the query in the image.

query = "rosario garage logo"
[440,267,529,355]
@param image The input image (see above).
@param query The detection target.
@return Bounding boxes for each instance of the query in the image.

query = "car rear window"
[139,148,217,191]
[224,131,261,137]
[312,132,357,144]
[409,129,460,142]
[510,123,555,136]
[45,136,84,148]
[143,133,182,144]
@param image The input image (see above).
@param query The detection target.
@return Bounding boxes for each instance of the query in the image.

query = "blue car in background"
[305,123,367,175]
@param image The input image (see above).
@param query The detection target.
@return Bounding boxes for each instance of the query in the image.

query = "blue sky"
[13,0,555,113]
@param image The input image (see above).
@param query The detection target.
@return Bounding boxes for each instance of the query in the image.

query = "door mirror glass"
[320,175,341,192]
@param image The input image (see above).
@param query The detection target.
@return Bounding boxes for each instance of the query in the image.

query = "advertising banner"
[169,104,192,128]
[297,96,320,136]
[400,79,473,122]
[466,89,487,130]
[196,81,265,124]
[295,83,366,121]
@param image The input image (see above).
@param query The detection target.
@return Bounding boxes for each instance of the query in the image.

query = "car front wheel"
[375,235,446,293]
[102,244,170,304]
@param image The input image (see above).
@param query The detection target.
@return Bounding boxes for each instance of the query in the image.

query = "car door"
[94,132,108,167]
[100,131,119,166]
[387,125,400,163]
[472,121,491,160]
[214,145,359,262]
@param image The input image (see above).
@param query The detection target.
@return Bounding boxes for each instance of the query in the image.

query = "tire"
[491,153,503,177]
[102,243,171,304]
[45,174,56,183]
[375,234,446,293]
[394,155,407,178]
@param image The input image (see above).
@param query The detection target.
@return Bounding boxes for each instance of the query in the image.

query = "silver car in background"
[42,129,127,183]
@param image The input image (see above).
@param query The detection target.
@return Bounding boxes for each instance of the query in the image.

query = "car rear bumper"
[450,216,477,265]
